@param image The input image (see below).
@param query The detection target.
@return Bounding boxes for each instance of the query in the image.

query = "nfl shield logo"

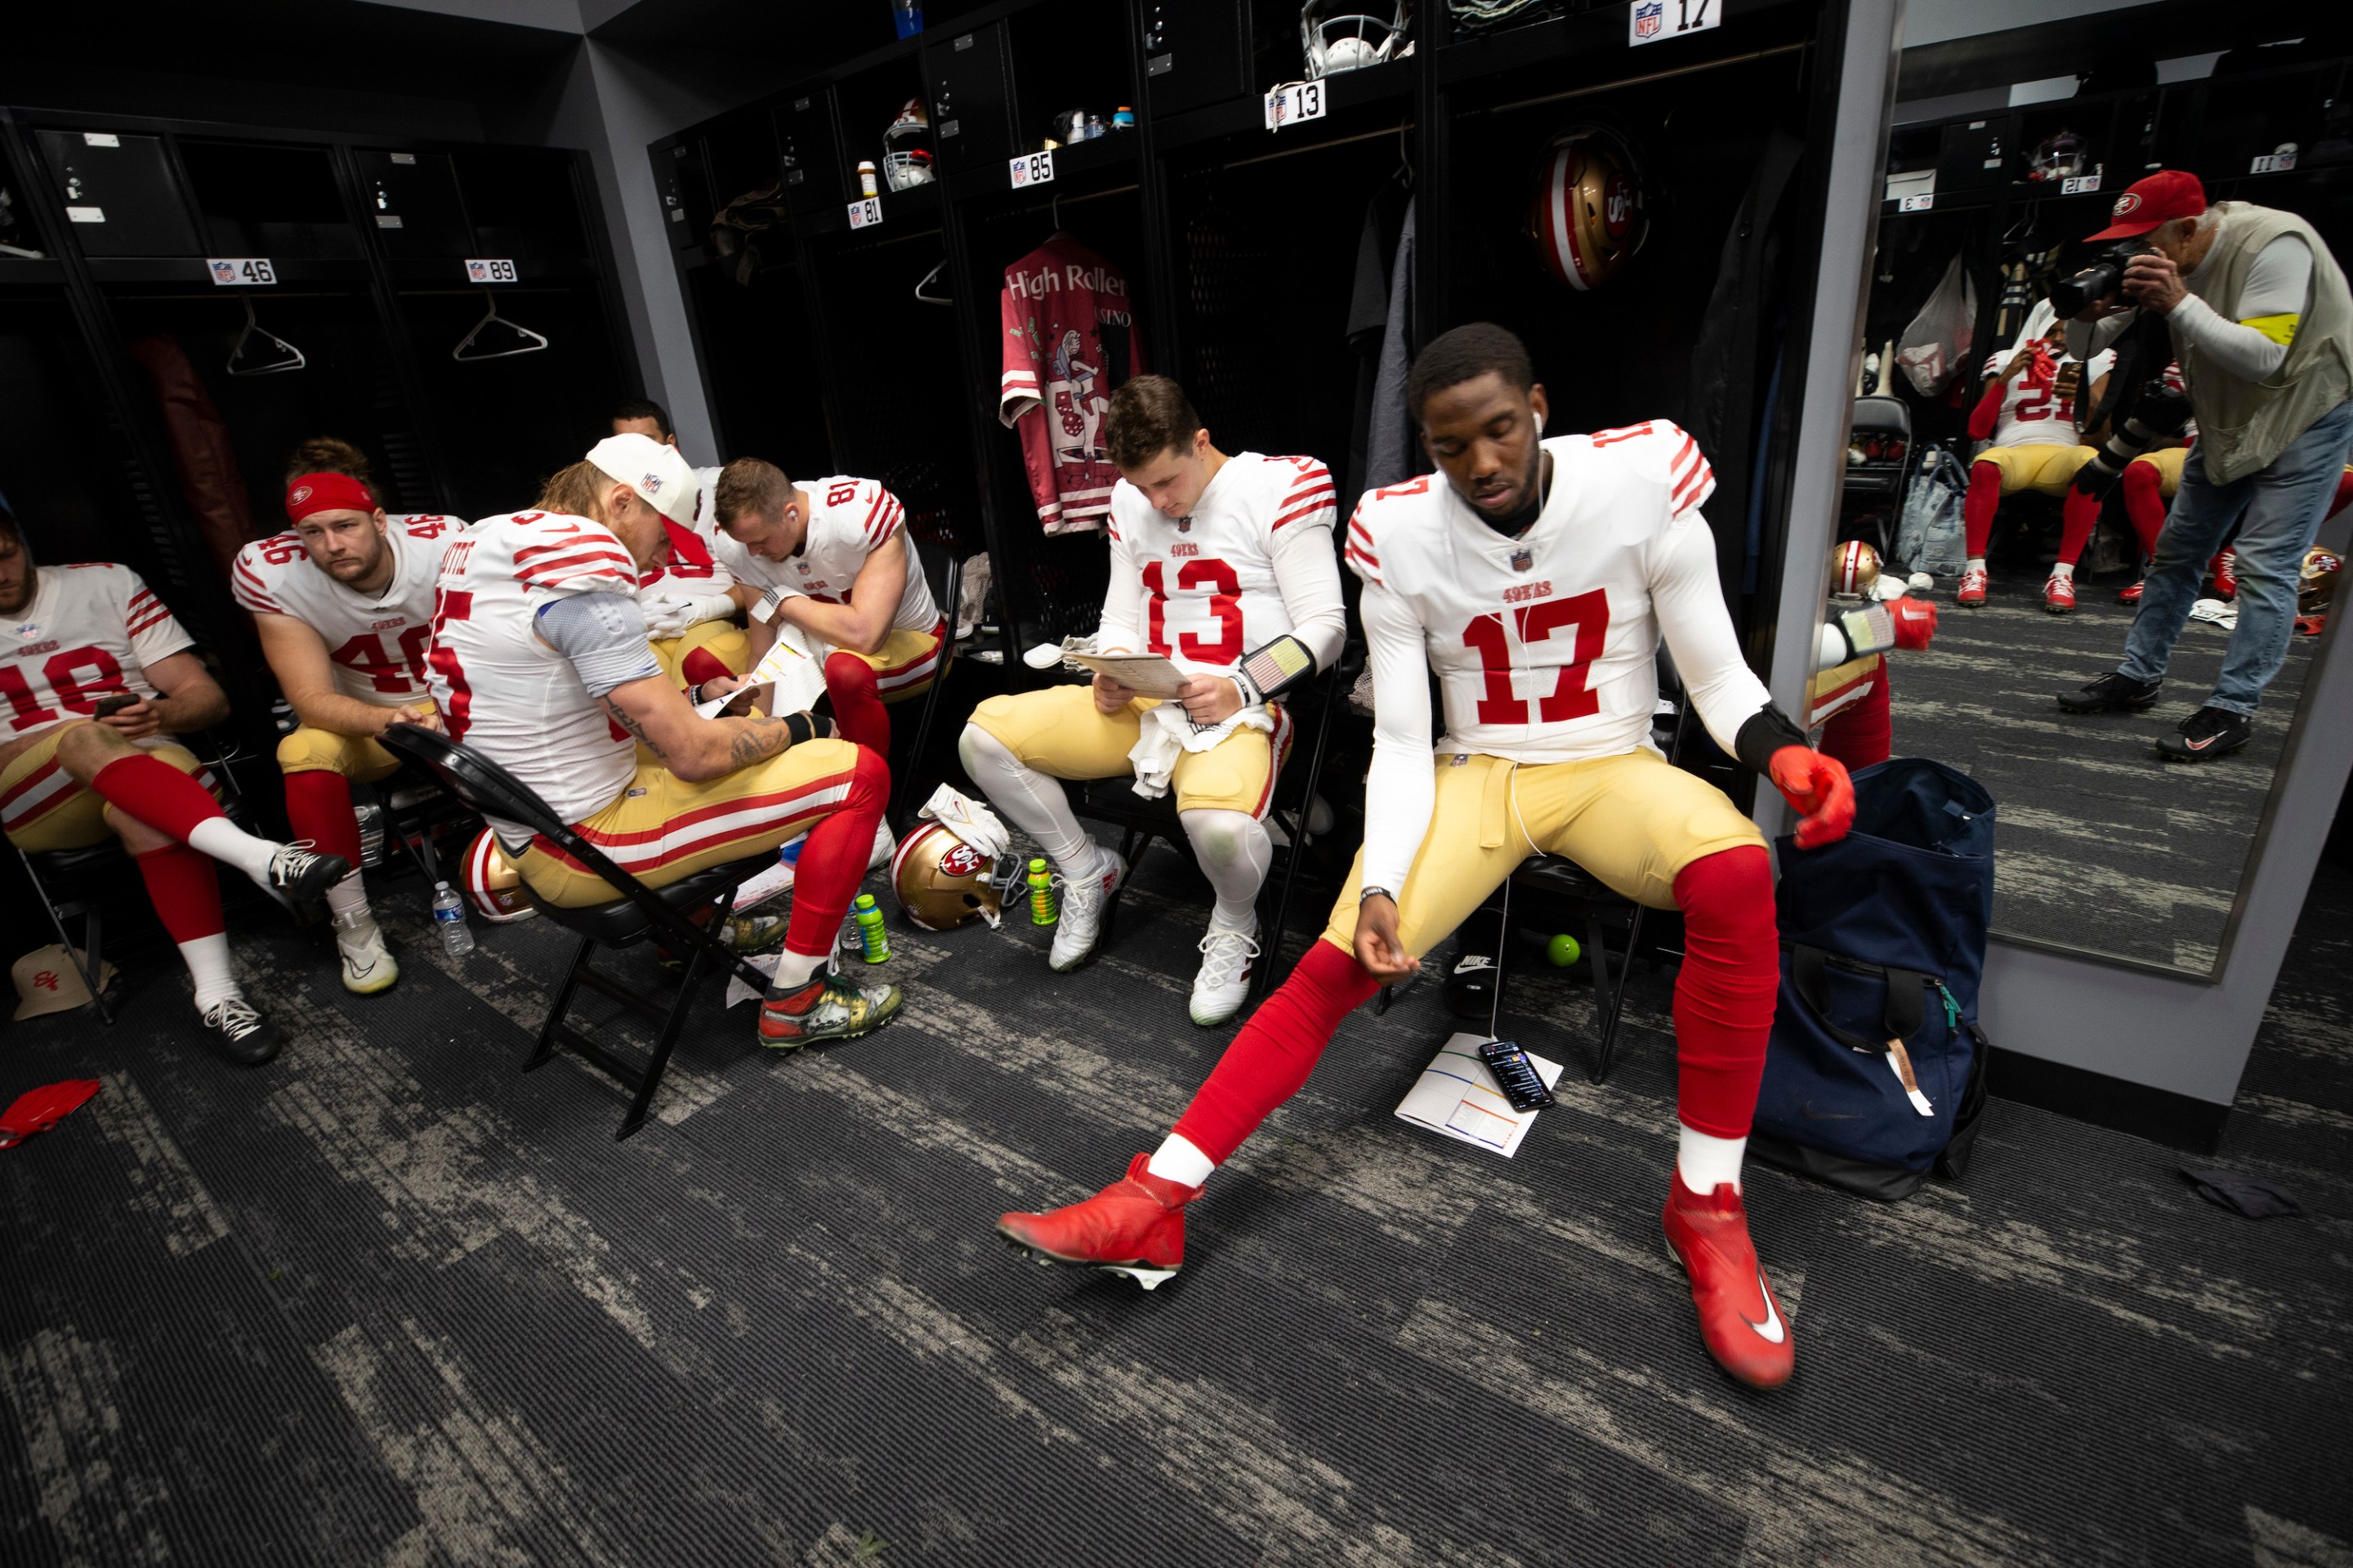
[1510,548,1534,573]
[211,261,237,283]
[1634,1,1663,38]
[1176,516,1191,532]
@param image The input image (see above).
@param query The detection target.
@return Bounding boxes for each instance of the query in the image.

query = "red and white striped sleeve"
[1270,457,1338,534]
[230,541,289,615]
[1342,502,1385,589]
[998,285,1042,426]
[1649,421,1716,517]
[120,570,194,668]
[861,482,905,549]
[511,521,637,598]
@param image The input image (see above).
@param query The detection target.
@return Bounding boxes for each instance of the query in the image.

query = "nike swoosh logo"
[1744,1272,1786,1344]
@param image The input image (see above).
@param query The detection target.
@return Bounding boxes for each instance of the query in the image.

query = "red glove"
[1770,746,1855,850]
[1890,596,1938,650]
[0,1079,101,1149]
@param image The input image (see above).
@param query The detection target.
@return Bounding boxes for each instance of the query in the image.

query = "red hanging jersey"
[998,235,1145,536]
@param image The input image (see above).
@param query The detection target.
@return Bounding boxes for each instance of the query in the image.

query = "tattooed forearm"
[601,695,667,760]
[724,716,794,773]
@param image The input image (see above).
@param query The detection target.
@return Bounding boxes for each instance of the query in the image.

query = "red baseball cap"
[2086,170,2207,241]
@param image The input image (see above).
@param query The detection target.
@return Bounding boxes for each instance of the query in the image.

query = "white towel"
[1127,700,1273,800]
[2189,596,2240,632]
[917,783,1011,860]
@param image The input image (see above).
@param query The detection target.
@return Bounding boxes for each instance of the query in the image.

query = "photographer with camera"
[2053,171,2353,762]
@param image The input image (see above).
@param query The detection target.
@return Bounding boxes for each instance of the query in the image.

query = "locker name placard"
[847,197,883,230]
[466,259,519,284]
[1263,81,1327,132]
[208,257,277,286]
[1009,151,1055,189]
[1629,0,1719,46]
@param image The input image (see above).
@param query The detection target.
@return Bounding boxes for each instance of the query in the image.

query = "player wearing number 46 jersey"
[232,437,459,994]
[0,497,347,1065]
[997,325,1858,1393]
[959,375,1346,1027]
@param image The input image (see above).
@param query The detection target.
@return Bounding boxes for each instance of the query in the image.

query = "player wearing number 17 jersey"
[958,376,1345,1026]
[997,326,1858,1392]
[231,438,458,994]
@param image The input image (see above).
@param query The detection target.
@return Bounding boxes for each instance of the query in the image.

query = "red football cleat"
[2209,550,2238,601]
[2042,574,2076,614]
[1663,1178,1795,1391]
[1955,568,1988,608]
[997,1154,1200,1290]
[2118,579,2144,605]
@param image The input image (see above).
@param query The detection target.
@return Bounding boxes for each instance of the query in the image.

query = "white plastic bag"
[1895,256,1978,397]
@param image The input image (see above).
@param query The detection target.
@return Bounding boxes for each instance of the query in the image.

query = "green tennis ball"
[1546,932,1582,967]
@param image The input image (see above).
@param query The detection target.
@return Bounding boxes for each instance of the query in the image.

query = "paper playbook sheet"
[1395,1033,1566,1159]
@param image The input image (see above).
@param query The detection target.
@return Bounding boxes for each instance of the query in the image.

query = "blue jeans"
[2120,396,2353,715]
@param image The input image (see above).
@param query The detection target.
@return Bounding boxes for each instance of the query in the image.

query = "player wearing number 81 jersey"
[994,326,1859,1393]
[232,438,458,994]
[961,375,1345,1026]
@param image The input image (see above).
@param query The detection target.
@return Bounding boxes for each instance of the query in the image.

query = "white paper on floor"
[725,951,779,1009]
[1395,1031,1565,1159]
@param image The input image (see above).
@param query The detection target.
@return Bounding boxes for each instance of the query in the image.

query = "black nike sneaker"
[2056,671,2163,714]
[2156,705,2252,762]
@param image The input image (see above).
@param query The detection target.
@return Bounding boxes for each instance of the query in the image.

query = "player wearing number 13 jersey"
[959,376,1344,1026]
[231,439,456,994]
[997,327,1859,1392]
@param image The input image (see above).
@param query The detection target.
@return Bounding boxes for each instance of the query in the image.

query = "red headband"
[284,472,377,524]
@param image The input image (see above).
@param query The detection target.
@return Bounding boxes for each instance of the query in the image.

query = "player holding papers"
[958,375,1346,1025]
[996,326,1855,1390]
[425,435,900,1047]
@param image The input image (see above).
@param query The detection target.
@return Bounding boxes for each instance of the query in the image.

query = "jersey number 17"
[1462,589,1608,726]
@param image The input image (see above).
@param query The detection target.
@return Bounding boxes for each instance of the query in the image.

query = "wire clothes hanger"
[913,259,953,306]
[452,288,549,361]
[226,297,305,377]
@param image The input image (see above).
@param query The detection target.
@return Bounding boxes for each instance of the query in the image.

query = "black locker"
[1936,118,2009,194]
[353,150,472,257]
[780,88,846,217]
[657,140,708,253]
[930,22,1015,172]
[34,129,201,257]
[178,141,359,260]
[1140,0,1250,118]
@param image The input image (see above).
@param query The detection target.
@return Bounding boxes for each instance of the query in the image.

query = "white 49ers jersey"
[0,564,194,741]
[1980,346,2113,448]
[230,514,456,704]
[1105,453,1337,673]
[1347,422,1769,765]
[714,476,940,632]
[635,518,736,602]
[427,511,641,839]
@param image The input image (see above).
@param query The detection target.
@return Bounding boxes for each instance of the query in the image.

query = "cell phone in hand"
[92,693,137,718]
[1477,1039,1556,1114]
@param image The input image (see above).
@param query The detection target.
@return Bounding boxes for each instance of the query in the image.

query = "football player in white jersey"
[426,435,900,1047]
[997,326,1857,1392]
[608,398,742,678]
[956,375,1345,1025]
[710,460,948,764]
[0,498,346,1063]
[612,395,725,552]
[232,437,459,994]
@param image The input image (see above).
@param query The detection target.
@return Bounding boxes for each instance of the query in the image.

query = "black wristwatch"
[1360,885,1395,905]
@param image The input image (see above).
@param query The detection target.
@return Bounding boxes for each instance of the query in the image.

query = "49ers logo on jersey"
[940,842,988,878]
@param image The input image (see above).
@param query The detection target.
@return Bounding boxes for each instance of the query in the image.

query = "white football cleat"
[1048,850,1127,972]
[331,909,400,995]
[1190,919,1260,1028]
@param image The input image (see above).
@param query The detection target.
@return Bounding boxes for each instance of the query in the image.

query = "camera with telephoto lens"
[2050,239,2154,317]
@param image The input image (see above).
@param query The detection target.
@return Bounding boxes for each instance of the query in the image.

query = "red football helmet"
[1525,125,1648,293]
[891,821,1002,931]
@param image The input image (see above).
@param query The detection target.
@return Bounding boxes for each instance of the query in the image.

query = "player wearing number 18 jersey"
[232,438,458,993]
[996,326,1858,1392]
[958,376,1345,1025]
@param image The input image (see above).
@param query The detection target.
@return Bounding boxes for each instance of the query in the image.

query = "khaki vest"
[2180,202,2353,484]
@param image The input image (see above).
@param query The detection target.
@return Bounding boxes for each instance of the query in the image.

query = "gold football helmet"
[2301,546,2342,619]
[1525,125,1647,293]
[891,821,1001,931]
[1828,539,1882,600]
[461,827,537,923]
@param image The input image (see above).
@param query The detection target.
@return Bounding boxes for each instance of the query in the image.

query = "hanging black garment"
[1344,175,1411,507]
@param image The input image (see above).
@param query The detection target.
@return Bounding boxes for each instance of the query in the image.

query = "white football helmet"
[882,98,936,191]
[1302,0,1409,78]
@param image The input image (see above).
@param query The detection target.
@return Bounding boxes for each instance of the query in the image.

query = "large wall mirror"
[1841,30,2351,979]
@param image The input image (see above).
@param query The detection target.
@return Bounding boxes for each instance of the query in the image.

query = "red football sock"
[823,652,890,755]
[681,646,734,689]
[781,743,890,958]
[282,769,363,866]
[2056,485,2103,570]
[1171,938,1380,1165]
[1817,673,1891,771]
[2120,459,2168,560]
[1671,846,1779,1139]
[91,753,225,844]
[2330,467,2353,525]
[132,844,225,944]
[1962,462,2003,558]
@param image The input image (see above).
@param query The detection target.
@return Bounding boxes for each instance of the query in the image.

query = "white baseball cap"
[584,433,702,528]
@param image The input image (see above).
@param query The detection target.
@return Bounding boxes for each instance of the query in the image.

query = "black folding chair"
[377,725,776,1140]
[1072,646,1356,1003]
[889,539,964,831]
[1845,395,1917,556]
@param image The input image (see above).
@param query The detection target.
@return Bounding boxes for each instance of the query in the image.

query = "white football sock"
[1146,1132,1216,1189]
[185,817,284,885]
[180,933,239,1013]
[958,725,1100,876]
[1965,556,1987,574]
[2052,561,2075,581]
[324,870,371,923]
[772,946,828,991]
[1677,1124,1746,1195]
[1182,808,1271,931]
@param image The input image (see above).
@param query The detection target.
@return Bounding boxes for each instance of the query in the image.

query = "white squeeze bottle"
[431,882,476,956]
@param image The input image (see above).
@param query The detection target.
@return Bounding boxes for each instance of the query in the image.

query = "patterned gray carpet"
[1,837,2348,1566]
[1894,561,2317,974]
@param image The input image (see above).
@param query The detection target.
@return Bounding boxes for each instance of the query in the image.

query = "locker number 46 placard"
[208,257,276,286]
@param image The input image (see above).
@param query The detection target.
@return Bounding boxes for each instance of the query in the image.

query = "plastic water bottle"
[431,882,475,956]
[1027,857,1056,926]
[854,893,891,963]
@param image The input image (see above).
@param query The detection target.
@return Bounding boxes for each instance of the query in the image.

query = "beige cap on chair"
[11,945,115,1021]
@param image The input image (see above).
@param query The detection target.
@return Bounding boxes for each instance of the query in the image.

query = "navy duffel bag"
[1749,757,1995,1201]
